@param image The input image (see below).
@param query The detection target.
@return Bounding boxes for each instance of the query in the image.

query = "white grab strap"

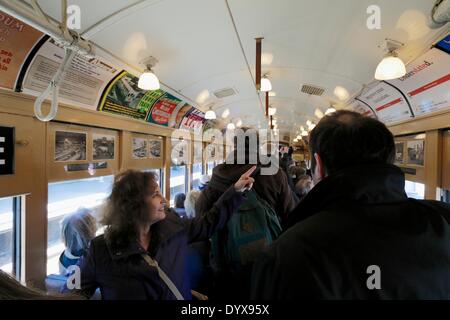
[33,46,77,121]
[141,254,184,300]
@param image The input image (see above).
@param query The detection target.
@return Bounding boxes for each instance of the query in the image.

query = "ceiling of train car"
[32,0,447,138]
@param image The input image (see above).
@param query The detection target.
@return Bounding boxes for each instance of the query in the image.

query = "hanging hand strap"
[141,254,184,300]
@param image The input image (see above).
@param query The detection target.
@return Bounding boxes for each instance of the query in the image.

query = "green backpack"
[210,188,283,273]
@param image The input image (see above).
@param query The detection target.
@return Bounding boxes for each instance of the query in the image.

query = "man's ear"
[313,153,326,183]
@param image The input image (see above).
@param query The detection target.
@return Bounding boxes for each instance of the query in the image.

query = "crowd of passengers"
[1,110,450,300]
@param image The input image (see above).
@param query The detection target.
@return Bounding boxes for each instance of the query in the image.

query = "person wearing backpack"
[196,128,297,299]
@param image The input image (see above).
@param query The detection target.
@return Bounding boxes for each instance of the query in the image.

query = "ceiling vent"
[213,87,236,99]
[300,84,325,96]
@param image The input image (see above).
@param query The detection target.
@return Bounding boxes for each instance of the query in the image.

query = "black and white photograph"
[54,131,87,162]
[132,137,148,159]
[407,140,425,166]
[93,134,115,160]
[394,142,404,164]
[148,139,162,158]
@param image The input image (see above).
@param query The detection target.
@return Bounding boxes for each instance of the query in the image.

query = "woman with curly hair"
[67,167,255,300]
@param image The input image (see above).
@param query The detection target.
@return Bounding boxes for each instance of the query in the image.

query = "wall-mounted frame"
[122,131,164,170]
[406,139,425,167]
[48,122,119,182]
[394,134,426,183]
[394,141,405,165]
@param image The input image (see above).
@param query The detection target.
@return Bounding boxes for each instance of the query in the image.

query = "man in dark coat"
[196,128,297,299]
[251,110,450,299]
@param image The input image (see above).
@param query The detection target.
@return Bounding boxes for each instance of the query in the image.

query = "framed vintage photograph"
[132,137,148,159]
[93,134,115,160]
[148,139,162,158]
[54,131,87,162]
[406,140,425,166]
[394,141,405,165]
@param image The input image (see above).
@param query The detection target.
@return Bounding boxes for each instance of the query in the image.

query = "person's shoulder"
[90,234,107,249]
[418,199,450,210]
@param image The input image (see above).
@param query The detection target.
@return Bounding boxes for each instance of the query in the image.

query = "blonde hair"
[184,190,201,218]
[61,208,97,257]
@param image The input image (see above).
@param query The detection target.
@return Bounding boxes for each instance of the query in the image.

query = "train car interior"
[0,0,449,304]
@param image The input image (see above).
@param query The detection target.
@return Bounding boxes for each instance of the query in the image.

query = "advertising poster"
[169,103,192,128]
[148,139,162,158]
[358,82,412,124]
[394,141,405,165]
[22,38,122,110]
[406,140,425,166]
[0,11,43,90]
[132,137,148,159]
[54,131,87,162]
[147,93,182,126]
[347,100,376,118]
[179,107,205,135]
[99,72,164,119]
[93,134,115,160]
[388,48,450,116]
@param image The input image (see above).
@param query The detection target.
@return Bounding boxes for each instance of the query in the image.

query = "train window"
[207,162,215,175]
[170,166,187,206]
[442,190,450,204]
[144,168,163,189]
[0,196,21,277]
[47,175,114,275]
[192,163,203,190]
[405,180,425,200]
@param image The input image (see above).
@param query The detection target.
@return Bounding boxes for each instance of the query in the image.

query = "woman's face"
[145,186,167,225]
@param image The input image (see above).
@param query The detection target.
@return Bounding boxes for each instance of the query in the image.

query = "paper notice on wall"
[22,38,122,110]
[358,82,412,124]
[347,100,376,118]
[388,48,450,116]
[0,11,43,90]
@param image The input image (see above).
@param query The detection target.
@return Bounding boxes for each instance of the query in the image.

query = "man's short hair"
[309,110,395,175]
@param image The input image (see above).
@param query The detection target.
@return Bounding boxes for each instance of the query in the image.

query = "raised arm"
[185,166,256,242]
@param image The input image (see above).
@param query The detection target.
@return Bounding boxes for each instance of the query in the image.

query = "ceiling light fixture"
[260,74,272,92]
[205,106,216,120]
[375,39,406,80]
[138,56,160,90]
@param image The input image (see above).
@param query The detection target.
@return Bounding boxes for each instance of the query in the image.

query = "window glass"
[405,180,425,200]
[0,197,14,274]
[47,175,114,275]
[442,190,450,204]
[170,166,186,206]
[207,162,214,175]
[192,163,203,190]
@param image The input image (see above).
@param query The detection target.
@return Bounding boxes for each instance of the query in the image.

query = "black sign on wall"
[0,126,15,175]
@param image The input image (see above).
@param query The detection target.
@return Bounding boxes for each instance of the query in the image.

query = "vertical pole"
[255,37,263,91]
[265,92,269,117]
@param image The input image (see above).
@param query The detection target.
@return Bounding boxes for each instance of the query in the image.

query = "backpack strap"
[141,254,185,300]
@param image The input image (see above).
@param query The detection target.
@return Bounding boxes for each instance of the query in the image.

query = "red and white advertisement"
[0,11,43,90]
[22,38,122,110]
[388,48,450,116]
[358,82,412,124]
[179,107,205,135]
[347,100,376,118]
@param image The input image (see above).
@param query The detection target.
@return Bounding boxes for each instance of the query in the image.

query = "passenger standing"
[59,208,97,275]
[67,168,255,300]
[173,193,187,218]
[251,110,450,299]
[196,128,297,299]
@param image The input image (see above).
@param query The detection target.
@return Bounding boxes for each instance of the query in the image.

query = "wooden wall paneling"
[424,130,442,200]
[0,112,47,286]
